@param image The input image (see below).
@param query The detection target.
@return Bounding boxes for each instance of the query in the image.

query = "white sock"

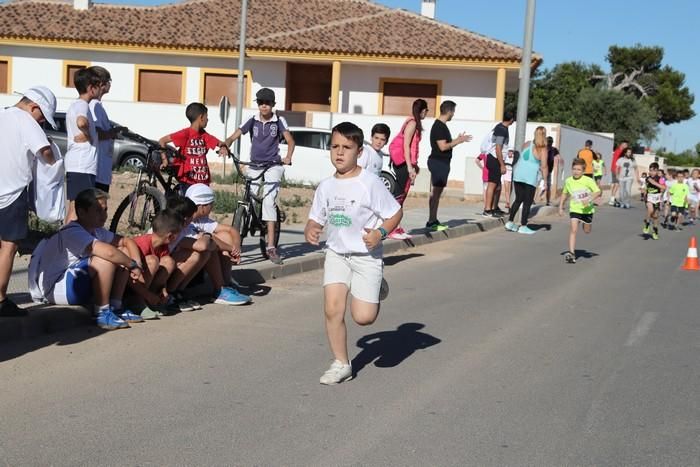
[110,299,122,310]
[94,304,110,315]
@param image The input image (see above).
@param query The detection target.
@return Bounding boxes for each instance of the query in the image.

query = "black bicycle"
[109,131,181,235]
[229,151,286,259]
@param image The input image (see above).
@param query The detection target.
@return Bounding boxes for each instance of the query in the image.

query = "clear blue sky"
[82,0,700,151]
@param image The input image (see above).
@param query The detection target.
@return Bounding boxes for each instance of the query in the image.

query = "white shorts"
[501,168,512,183]
[323,249,383,304]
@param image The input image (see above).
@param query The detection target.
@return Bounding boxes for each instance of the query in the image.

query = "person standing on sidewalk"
[545,136,562,206]
[483,112,514,218]
[386,99,428,240]
[608,140,629,206]
[616,148,639,209]
[0,86,57,317]
[426,100,471,231]
[505,126,549,235]
[576,140,595,179]
[89,66,124,193]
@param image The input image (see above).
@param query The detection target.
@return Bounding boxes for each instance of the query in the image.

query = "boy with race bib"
[559,158,601,264]
[642,162,666,240]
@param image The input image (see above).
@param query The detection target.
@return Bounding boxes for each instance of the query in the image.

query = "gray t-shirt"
[617,158,637,180]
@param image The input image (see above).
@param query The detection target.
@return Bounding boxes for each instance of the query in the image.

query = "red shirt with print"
[169,127,220,185]
[134,234,170,259]
[611,146,625,174]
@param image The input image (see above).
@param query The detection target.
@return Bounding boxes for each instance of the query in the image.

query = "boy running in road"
[358,123,390,177]
[559,158,601,264]
[304,122,402,385]
[668,171,690,231]
[225,88,295,264]
[643,162,665,240]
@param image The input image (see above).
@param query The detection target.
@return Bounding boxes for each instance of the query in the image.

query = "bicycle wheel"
[233,204,250,239]
[109,185,166,235]
[258,206,283,259]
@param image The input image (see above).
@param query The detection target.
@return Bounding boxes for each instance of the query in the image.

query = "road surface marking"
[625,311,659,347]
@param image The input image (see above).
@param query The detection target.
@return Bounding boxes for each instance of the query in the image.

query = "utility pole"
[514,0,536,152]
[234,0,248,158]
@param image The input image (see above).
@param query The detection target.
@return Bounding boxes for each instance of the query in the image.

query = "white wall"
[339,63,497,120]
[558,125,614,182]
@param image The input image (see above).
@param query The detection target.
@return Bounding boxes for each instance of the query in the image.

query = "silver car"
[41,111,150,169]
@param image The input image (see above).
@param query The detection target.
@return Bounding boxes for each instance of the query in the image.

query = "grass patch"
[280,176,316,189]
[280,194,309,208]
[213,190,239,214]
[211,171,241,185]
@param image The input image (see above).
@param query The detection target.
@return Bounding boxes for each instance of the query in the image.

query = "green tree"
[605,45,695,125]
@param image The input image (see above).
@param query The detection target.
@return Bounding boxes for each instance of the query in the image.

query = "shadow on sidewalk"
[559,249,599,260]
[528,223,552,232]
[240,241,324,266]
[352,322,441,376]
[0,307,105,362]
[384,253,424,267]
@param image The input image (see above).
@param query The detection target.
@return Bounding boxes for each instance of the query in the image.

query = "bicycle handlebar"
[229,149,285,182]
[121,130,181,160]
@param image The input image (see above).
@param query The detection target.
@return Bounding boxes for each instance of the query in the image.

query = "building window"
[0,59,9,94]
[64,62,89,88]
[137,68,184,104]
[380,79,440,117]
[203,72,237,106]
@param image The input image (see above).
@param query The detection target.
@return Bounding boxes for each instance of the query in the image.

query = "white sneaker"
[608,198,616,206]
[319,360,353,385]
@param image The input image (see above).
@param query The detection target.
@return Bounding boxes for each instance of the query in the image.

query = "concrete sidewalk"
[1,201,556,343]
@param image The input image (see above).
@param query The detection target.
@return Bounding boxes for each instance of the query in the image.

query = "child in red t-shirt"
[129,209,183,318]
[158,102,228,193]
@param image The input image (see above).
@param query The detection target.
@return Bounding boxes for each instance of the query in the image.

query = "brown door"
[382,81,438,116]
[286,63,331,112]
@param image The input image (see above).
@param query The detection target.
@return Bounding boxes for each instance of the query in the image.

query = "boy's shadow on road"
[351,322,441,376]
[559,249,599,259]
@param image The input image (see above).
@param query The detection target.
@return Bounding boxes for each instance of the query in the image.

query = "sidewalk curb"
[2,206,556,345]
[233,205,557,283]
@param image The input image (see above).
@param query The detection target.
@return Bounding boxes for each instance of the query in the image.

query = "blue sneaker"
[214,287,251,306]
[118,309,145,323]
[96,308,130,330]
[504,221,519,232]
[517,225,536,235]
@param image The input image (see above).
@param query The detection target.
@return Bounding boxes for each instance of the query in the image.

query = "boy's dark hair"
[331,122,364,149]
[88,65,111,84]
[585,139,593,147]
[75,188,109,214]
[503,111,515,122]
[73,67,100,94]
[185,102,208,123]
[547,136,554,145]
[152,209,184,235]
[371,123,390,140]
[572,157,586,169]
[439,100,456,115]
[166,194,197,218]
[649,162,659,170]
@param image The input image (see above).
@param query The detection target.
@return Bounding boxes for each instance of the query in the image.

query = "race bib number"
[647,193,661,204]
[573,189,591,205]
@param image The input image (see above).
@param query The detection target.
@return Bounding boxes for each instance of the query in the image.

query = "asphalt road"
[1,203,699,466]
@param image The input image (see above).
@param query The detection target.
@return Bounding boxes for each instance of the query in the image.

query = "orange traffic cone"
[682,236,700,271]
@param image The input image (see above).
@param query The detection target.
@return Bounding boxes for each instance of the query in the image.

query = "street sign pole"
[219,95,230,178]
[234,0,248,160]
[514,0,536,152]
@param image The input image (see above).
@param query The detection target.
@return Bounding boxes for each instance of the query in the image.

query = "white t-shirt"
[168,223,199,253]
[309,169,400,257]
[687,178,700,199]
[89,99,114,185]
[31,221,114,295]
[65,99,98,175]
[0,107,50,209]
[358,145,384,177]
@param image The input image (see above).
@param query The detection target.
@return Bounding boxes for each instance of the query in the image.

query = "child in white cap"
[183,184,250,305]
[0,86,58,317]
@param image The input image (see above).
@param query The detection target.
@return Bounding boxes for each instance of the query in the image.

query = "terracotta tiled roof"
[0,0,530,62]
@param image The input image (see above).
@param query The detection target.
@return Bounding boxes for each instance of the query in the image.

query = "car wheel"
[120,153,146,170]
[379,171,398,194]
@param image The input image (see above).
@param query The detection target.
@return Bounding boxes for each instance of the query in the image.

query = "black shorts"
[570,212,593,224]
[95,182,110,193]
[427,157,451,188]
[66,172,96,200]
[594,175,602,182]
[0,188,29,242]
[670,205,686,214]
[485,154,502,185]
